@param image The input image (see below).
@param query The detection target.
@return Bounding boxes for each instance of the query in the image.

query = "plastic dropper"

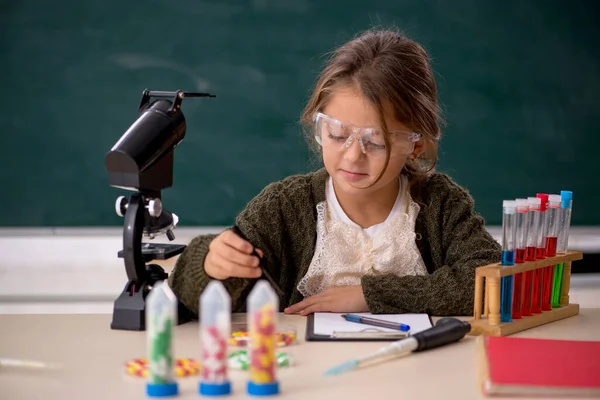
[324,318,471,376]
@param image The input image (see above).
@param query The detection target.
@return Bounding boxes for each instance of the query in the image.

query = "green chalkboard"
[1,0,598,227]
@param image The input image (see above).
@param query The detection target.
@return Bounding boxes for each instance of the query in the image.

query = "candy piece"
[125,358,201,378]
[227,351,294,371]
[229,326,297,348]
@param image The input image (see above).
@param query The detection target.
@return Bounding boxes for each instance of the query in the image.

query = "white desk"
[1,309,599,400]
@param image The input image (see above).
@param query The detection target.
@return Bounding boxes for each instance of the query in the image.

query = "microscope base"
[110,264,193,331]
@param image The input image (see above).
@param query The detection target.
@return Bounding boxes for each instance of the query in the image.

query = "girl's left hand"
[283,286,369,316]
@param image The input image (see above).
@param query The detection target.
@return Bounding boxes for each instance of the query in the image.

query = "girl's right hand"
[203,229,263,280]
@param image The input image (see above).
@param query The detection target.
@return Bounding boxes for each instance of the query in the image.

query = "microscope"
[105,89,214,331]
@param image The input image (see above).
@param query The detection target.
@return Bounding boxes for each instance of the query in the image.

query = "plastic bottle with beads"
[146,281,179,397]
[199,280,232,396]
[246,280,280,396]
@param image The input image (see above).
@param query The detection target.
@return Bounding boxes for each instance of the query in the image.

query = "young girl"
[169,28,501,317]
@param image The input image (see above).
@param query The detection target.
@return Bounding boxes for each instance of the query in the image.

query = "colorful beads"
[229,326,297,348]
[201,324,228,382]
[249,303,276,384]
[228,350,293,371]
[125,358,201,378]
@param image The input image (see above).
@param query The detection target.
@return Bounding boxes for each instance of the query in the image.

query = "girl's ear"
[411,139,426,159]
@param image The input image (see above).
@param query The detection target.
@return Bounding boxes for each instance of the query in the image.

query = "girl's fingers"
[211,252,262,279]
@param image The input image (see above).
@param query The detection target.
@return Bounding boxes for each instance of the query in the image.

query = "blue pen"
[341,314,410,332]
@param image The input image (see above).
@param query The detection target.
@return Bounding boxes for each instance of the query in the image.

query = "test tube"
[515,199,529,264]
[527,197,542,313]
[544,195,561,257]
[536,193,551,311]
[146,281,179,398]
[500,200,516,323]
[535,193,549,260]
[199,280,232,396]
[247,280,280,396]
[557,190,573,254]
[513,198,529,319]
[551,190,573,307]
[541,194,561,310]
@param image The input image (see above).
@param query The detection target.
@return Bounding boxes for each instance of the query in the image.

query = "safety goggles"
[313,112,421,158]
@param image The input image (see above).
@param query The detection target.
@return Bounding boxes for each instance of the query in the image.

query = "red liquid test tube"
[512,199,529,319]
[536,193,550,311]
[535,193,548,261]
[528,197,543,313]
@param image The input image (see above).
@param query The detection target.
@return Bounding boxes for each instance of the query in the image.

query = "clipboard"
[305,312,434,342]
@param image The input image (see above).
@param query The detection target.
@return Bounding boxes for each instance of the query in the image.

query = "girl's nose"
[342,136,365,162]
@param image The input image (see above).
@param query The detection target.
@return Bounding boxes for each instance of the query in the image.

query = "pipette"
[231,225,284,297]
[323,317,471,376]
[0,358,61,370]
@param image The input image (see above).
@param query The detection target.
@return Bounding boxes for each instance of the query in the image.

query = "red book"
[478,336,600,397]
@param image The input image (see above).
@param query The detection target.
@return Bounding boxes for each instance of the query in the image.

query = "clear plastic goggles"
[313,112,421,158]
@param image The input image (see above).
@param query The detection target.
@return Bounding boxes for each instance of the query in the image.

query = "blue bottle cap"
[247,381,280,396]
[560,190,573,208]
[146,382,179,397]
[560,190,573,200]
[199,381,232,396]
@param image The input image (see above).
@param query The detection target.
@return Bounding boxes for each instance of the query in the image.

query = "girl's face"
[319,86,424,198]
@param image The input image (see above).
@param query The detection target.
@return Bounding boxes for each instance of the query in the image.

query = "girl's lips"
[340,169,368,181]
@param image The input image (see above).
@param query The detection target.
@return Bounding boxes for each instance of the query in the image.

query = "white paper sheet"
[313,312,432,336]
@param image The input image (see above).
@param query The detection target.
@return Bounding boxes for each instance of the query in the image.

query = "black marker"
[230,225,284,297]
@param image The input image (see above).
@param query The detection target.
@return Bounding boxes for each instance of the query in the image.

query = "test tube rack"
[469,250,583,336]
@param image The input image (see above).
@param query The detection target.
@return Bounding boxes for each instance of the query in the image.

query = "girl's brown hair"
[301,27,443,189]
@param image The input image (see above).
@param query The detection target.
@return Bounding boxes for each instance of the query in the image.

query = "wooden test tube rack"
[469,250,583,336]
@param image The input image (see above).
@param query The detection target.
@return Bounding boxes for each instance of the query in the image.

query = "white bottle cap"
[549,194,561,204]
[528,197,541,206]
[503,200,517,209]
[515,198,529,210]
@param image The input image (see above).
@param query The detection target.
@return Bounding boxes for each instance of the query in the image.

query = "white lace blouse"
[297,175,428,297]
